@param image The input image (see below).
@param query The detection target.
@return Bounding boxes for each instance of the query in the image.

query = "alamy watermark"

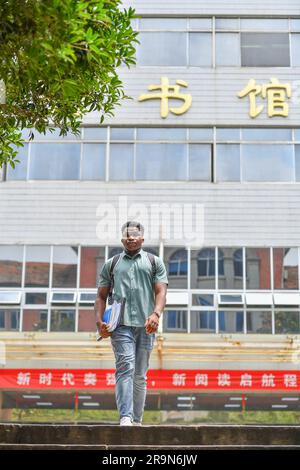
[96,196,205,246]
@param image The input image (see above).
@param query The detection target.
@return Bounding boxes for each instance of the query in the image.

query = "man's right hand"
[96,321,111,339]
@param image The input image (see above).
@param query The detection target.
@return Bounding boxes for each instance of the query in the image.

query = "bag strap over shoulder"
[146,252,157,282]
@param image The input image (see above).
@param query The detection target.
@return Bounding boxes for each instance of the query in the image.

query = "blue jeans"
[110,325,155,422]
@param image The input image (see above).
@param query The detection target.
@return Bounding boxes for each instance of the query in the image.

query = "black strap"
[109,252,157,287]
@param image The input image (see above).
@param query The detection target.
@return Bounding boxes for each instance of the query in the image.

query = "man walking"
[94,221,168,426]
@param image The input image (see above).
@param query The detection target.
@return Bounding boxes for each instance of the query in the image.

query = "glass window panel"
[139,18,187,30]
[218,248,243,290]
[52,246,78,288]
[25,293,47,305]
[143,246,159,256]
[215,18,239,30]
[164,247,188,289]
[216,128,240,141]
[189,144,211,181]
[6,144,28,180]
[191,311,216,333]
[291,20,300,32]
[216,144,240,182]
[246,248,271,290]
[110,128,134,140]
[241,33,290,67]
[295,145,300,182]
[25,245,50,287]
[295,130,300,141]
[137,32,186,66]
[163,310,187,332]
[273,248,299,290]
[136,144,187,180]
[189,128,213,141]
[33,128,81,140]
[191,248,216,289]
[192,294,214,306]
[241,128,292,141]
[83,127,107,140]
[50,309,75,332]
[241,18,289,31]
[0,292,21,303]
[80,247,105,288]
[51,292,76,303]
[275,311,300,334]
[22,309,48,332]
[109,144,133,180]
[137,128,186,141]
[219,294,243,304]
[0,246,23,287]
[216,33,240,66]
[218,310,244,333]
[247,311,272,334]
[242,144,294,182]
[189,18,212,30]
[81,144,106,180]
[0,309,20,331]
[78,309,96,332]
[30,144,80,179]
[291,34,300,66]
[189,33,212,66]
[79,293,96,303]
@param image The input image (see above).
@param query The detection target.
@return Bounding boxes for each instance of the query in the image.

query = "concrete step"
[1,423,300,447]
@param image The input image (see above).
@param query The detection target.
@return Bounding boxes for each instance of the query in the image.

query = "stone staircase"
[0,423,300,449]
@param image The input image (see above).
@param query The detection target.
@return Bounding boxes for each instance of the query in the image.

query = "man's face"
[121,226,144,253]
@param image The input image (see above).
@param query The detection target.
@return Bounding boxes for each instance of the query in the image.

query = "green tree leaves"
[0,0,138,168]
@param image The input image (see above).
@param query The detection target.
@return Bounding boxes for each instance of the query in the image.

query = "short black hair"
[121,221,144,235]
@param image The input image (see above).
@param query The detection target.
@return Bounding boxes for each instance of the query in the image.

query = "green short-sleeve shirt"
[97,248,168,327]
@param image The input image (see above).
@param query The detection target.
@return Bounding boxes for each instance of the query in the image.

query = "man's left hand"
[144,312,160,334]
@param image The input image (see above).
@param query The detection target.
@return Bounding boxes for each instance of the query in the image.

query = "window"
[0,309,20,331]
[29,144,80,179]
[247,311,272,334]
[246,248,271,290]
[275,311,300,334]
[22,309,48,332]
[218,248,243,289]
[234,249,243,277]
[192,294,214,306]
[163,310,187,332]
[190,248,216,289]
[136,144,187,180]
[164,247,188,289]
[241,145,294,182]
[168,249,188,276]
[81,144,106,180]
[241,33,290,67]
[295,145,300,182]
[6,144,28,180]
[0,246,23,287]
[25,293,47,305]
[80,247,105,288]
[50,292,77,304]
[190,311,216,333]
[79,293,97,304]
[218,310,244,333]
[273,248,299,290]
[216,144,240,182]
[0,291,22,304]
[50,309,75,332]
[52,246,78,288]
[109,144,134,180]
[189,144,212,181]
[25,246,50,287]
[137,32,187,66]
[216,33,240,66]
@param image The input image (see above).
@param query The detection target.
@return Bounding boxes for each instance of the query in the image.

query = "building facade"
[1,0,300,414]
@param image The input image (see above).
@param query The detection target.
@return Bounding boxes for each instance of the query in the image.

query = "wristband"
[152,311,161,319]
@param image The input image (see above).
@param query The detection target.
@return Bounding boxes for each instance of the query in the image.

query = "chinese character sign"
[138,76,192,118]
[1,369,300,391]
[238,77,292,118]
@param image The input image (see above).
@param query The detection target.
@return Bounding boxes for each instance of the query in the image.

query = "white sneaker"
[120,417,132,426]
[132,422,142,426]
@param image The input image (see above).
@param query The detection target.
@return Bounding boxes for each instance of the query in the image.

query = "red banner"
[0,369,300,391]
